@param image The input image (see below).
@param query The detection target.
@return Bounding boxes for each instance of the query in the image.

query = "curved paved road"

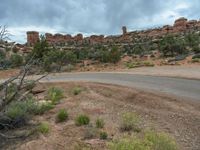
[42,72,200,101]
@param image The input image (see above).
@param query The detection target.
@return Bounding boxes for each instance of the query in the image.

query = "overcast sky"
[1,0,200,43]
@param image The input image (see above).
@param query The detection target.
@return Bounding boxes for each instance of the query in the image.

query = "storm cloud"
[0,0,200,43]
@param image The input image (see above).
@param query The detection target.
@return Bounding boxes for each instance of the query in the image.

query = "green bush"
[75,114,90,126]
[72,87,82,95]
[6,99,38,120]
[109,131,177,150]
[96,118,105,128]
[10,54,23,67]
[38,122,50,134]
[47,87,64,104]
[99,131,108,140]
[109,46,121,63]
[120,112,141,132]
[56,109,68,122]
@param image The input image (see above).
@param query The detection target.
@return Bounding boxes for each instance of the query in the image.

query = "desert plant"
[99,131,108,140]
[75,114,90,126]
[191,58,200,63]
[6,99,37,120]
[38,122,50,134]
[10,54,23,67]
[143,61,155,67]
[56,109,68,122]
[5,99,40,127]
[47,87,64,104]
[144,131,178,150]
[96,118,105,128]
[33,102,54,115]
[120,112,141,132]
[109,137,147,150]
[72,87,82,95]
[32,35,50,59]
[109,131,177,150]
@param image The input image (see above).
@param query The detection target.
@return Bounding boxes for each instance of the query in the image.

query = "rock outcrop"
[26,17,200,47]
[27,31,39,46]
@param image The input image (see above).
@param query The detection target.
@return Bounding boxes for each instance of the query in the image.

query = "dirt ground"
[2,82,200,150]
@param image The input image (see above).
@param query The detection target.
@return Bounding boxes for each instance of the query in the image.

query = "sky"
[0,0,200,43]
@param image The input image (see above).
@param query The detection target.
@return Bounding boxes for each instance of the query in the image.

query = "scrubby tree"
[32,35,50,59]
[10,54,23,67]
[43,50,77,71]
[159,35,187,57]
[109,46,121,63]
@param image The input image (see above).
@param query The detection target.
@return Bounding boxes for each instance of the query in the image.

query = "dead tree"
[0,25,10,42]
[0,57,48,138]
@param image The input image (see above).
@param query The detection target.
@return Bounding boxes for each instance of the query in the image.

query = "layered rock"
[27,31,39,46]
[26,17,200,47]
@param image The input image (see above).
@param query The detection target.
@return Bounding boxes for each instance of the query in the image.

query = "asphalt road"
[42,72,200,101]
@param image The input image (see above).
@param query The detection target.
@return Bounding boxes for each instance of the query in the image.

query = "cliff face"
[26,17,200,46]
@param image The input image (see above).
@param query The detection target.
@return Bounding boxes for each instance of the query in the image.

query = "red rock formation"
[88,35,104,45]
[173,17,187,32]
[26,17,200,47]
[27,31,39,46]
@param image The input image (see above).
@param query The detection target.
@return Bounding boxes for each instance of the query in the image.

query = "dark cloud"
[0,0,199,43]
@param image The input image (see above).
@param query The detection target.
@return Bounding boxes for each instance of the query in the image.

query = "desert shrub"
[32,35,50,59]
[125,62,141,69]
[0,50,6,60]
[63,64,75,72]
[5,83,18,100]
[109,131,177,150]
[144,131,178,150]
[143,61,155,67]
[56,109,68,122]
[72,87,82,95]
[109,137,147,150]
[109,46,121,63]
[23,80,36,91]
[159,35,187,57]
[10,54,23,67]
[38,122,50,134]
[99,131,108,140]
[33,102,54,115]
[75,114,90,126]
[5,99,40,127]
[192,54,200,59]
[191,58,200,63]
[96,118,105,128]
[6,99,37,120]
[47,87,64,104]
[120,112,141,132]
[192,46,200,54]
[43,50,77,72]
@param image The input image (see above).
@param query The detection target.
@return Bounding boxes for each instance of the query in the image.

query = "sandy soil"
[3,82,200,150]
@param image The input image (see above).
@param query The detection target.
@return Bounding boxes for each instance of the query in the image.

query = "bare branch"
[0,25,10,42]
